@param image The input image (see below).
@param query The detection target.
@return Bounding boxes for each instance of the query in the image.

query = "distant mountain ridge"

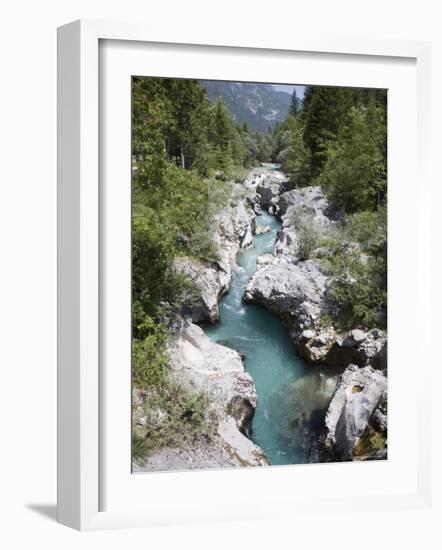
[199,80,292,133]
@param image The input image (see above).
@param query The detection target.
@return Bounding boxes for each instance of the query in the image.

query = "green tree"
[289,88,300,117]
[163,79,207,168]
[132,77,175,192]
[317,106,386,212]
[324,207,387,329]
[274,115,310,185]
[301,86,363,177]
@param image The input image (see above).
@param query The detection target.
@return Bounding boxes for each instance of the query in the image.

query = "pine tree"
[163,79,206,168]
[301,86,369,178]
[289,89,300,117]
[317,106,386,212]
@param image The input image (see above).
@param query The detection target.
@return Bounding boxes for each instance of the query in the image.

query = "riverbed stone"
[240,222,254,248]
[173,257,229,324]
[301,329,316,340]
[357,336,387,370]
[244,259,329,331]
[253,203,263,215]
[255,224,270,235]
[256,179,281,210]
[324,364,387,460]
[369,328,384,340]
[352,329,367,342]
[256,253,276,266]
[302,328,337,363]
[276,186,331,222]
[341,329,366,348]
[274,227,298,256]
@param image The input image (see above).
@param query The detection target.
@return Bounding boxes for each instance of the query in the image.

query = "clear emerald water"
[205,210,337,465]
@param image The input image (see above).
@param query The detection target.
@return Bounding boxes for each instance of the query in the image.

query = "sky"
[272,84,306,99]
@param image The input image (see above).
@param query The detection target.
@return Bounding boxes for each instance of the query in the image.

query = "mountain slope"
[199,80,291,133]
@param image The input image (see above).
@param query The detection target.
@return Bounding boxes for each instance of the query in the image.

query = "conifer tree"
[317,105,386,212]
[289,88,300,117]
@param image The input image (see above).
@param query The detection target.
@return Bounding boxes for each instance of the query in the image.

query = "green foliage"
[159,164,215,256]
[132,323,218,458]
[301,86,357,178]
[289,208,320,260]
[301,86,386,179]
[132,78,175,190]
[132,318,170,387]
[272,85,387,203]
[132,77,258,328]
[272,85,387,331]
[353,425,386,458]
[132,77,262,180]
[132,77,268,461]
[327,252,386,329]
[254,133,275,163]
[317,106,386,212]
[132,434,147,464]
[132,210,175,320]
[369,431,386,451]
[289,88,300,117]
[274,115,310,185]
[324,208,387,330]
[135,379,217,454]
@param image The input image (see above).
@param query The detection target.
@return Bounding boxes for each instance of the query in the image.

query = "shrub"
[142,378,216,452]
[323,207,387,330]
[132,318,170,388]
[132,434,147,465]
[353,425,386,458]
[132,319,217,460]
[327,251,387,329]
[290,208,320,260]
[133,374,217,457]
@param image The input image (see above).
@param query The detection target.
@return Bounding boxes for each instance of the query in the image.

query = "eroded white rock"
[324,364,387,459]
[133,319,269,472]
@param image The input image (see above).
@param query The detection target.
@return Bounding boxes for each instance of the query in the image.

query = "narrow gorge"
[131,79,388,472]
[204,167,338,465]
[134,164,388,471]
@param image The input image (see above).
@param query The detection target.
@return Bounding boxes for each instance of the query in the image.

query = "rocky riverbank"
[243,167,388,462]
[134,165,388,469]
[134,171,269,472]
[133,319,269,471]
[173,179,258,324]
[245,177,387,370]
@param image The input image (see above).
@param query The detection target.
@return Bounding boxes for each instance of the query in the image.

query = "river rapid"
[205,168,337,465]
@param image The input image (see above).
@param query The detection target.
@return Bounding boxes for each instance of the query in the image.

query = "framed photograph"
[57,19,432,530]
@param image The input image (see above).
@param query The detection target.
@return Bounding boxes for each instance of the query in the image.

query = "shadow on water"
[205,210,337,465]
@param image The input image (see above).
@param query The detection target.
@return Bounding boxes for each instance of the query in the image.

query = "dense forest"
[132,78,278,342]
[132,77,275,455]
[272,85,387,330]
[132,77,387,459]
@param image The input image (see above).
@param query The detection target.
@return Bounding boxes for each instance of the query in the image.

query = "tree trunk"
[180,142,185,169]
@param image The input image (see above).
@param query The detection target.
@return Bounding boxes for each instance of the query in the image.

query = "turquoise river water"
[205,212,337,465]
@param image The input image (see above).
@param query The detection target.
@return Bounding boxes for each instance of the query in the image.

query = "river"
[205,169,337,465]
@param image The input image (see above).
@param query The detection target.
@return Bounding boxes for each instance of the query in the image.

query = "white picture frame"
[57,19,432,531]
